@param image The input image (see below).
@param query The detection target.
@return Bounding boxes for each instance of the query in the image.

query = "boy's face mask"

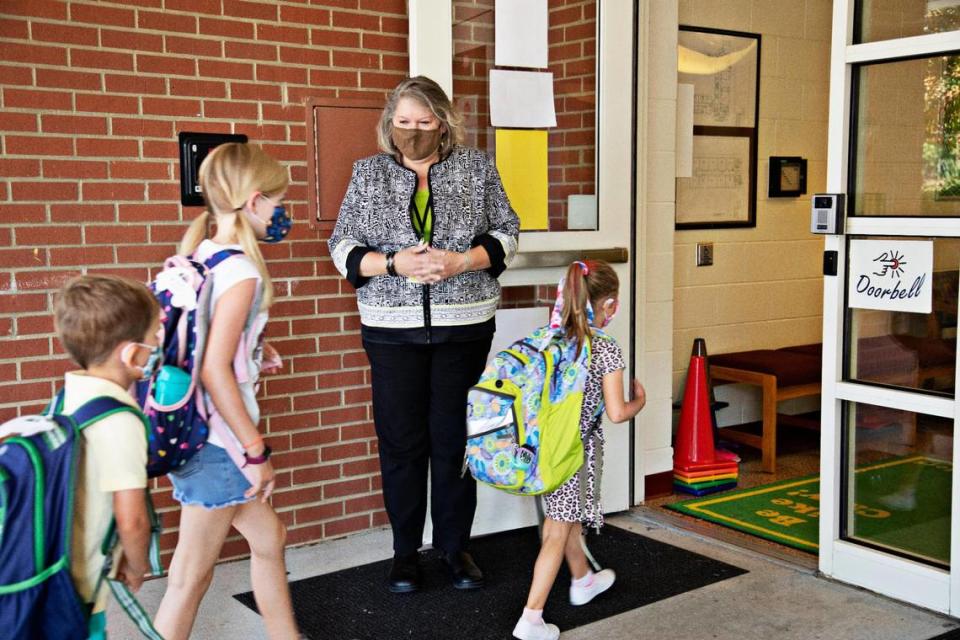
[122,342,163,380]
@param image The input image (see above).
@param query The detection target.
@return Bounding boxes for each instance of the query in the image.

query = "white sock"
[572,570,595,588]
[522,607,543,624]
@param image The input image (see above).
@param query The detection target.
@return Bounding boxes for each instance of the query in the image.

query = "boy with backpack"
[0,275,160,639]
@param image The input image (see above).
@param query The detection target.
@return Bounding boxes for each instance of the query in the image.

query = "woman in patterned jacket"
[329,76,520,594]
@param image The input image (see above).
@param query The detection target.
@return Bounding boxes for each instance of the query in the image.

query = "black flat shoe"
[442,551,484,590]
[388,552,421,593]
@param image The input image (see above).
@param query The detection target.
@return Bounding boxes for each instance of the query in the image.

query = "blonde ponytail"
[182,142,288,310]
[179,210,212,257]
[560,260,620,357]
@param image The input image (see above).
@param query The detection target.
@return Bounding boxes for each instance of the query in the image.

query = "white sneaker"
[512,616,560,640]
[569,568,616,606]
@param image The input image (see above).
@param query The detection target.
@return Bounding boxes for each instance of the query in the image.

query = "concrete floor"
[108,510,960,640]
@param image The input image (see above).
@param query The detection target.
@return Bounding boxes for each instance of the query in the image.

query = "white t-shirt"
[64,371,148,613]
[193,240,268,449]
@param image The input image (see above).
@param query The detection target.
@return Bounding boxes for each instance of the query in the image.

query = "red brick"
[164,35,223,58]
[333,50,379,69]
[324,514,370,538]
[33,22,98,46]
[203,99,258,120]
[381,15,407,33]
[257,24,310,45]
[104,74,167,95]
[362,33,405,52]
[70,3,133,27]
[0,17,29,39]
[117,203,180,222]
[223,0,278,21]
[294,502,343,524]
[264,376,318,396]
[320,405,367,427]
[75,94,139,114]
[0,381,52,403]
[332,11,380,30]
[230,82,283,102]
[342,457,379,477]
[86,224,147,244]
[137,54,197,77]
[361,71,405,90]
[310,29,359,48]
[138,11,198,34]
[112,118,173,138]
[0,64,32,86]
[0,291,48,315]
[382,53,408,71]
[2,42,66,66]
[75,138,139,158]
[4,89,71,111]
[101,28,164,52]
[0,246,41,267]
[42,160,108,179]
[5,136,73,157]
[280,5,330,25]
[81,182,147,203]
[116,243,175,263]
[0,159,40,177]
[345,493,383,514]
[343,387,372,405]
[199,59,254,81]
[34,68,98,91]
[142,140,179,158]
[49,246,115,267]
[143,97,202,118]
[50,204,115,223]
[361,0,403,13]
[199,17,254,39]
[148,223,188,243]
[0,336,50,358]
[226,41,278,62]
[309,68,359,88]
[255,63,309,85]
[109,161,171,180]
[146,182,182,201]
[322,476,369,499]
[71,48,134,71]
[164,0,221,15]
[15,224,82,246]
[41,115,108,135]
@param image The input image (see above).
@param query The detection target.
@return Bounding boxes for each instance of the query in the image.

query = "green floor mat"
[667,455,951,564]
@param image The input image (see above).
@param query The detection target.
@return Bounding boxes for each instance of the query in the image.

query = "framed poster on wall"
[676,26,761,229]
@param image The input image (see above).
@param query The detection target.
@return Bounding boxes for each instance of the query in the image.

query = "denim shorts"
[169,443,253,510]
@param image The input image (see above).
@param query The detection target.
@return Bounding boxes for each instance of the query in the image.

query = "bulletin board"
[307,97,384,222]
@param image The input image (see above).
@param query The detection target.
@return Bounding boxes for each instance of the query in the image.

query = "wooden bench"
[708,336,954,474]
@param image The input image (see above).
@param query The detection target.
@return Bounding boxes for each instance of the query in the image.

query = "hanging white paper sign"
[848,239,933,313]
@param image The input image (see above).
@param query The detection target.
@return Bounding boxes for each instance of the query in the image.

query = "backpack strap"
[69,396,147,432]
[202,248,244,270]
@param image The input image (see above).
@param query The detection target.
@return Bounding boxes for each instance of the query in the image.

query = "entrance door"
[408,0,637,536]
[820,1,960,613]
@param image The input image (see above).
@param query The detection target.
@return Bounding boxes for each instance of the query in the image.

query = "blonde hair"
[180,143,289,308]
[561,260,620,357]
[55,275,160,369]
[377,76,464,159]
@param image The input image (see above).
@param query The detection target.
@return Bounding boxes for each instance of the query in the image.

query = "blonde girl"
[513,260,646,640]
[154,143,299,639]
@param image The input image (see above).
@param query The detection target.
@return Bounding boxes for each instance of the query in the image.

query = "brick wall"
[451,0,596,231]
[0,0,408,562]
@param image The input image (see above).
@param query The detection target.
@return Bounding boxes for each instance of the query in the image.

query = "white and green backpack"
[464,326,600,496]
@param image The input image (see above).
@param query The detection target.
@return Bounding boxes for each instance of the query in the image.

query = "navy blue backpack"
[137,249,242,478]
[0,395,164,639]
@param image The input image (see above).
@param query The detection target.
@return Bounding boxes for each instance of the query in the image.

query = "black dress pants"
[364,336,492,556]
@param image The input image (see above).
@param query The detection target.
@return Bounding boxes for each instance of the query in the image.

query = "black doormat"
[234,524,747,640]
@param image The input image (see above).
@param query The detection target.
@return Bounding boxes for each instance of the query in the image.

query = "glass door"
[408,1,637,537]
[820,0,960,613]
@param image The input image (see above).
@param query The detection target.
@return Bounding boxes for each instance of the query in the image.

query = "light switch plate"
[696,242,713,267]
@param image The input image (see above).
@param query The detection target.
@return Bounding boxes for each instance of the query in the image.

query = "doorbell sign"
[848,239,932,313]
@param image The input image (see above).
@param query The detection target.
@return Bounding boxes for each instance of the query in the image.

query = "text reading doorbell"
[810,193,845,235]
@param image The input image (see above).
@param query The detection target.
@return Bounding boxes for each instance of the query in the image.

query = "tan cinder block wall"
[672,0,833,401]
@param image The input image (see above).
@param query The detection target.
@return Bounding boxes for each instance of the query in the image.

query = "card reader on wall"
[810,193,845,234]
[179,132,248,206]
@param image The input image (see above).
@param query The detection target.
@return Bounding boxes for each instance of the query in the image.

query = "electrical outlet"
[696,242,713,267]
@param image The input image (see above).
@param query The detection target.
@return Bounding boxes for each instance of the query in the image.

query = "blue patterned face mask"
[262,205,292,243]
[122,343,163,380]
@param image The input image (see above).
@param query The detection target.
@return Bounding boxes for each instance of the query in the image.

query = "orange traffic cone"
[674,338,717,470]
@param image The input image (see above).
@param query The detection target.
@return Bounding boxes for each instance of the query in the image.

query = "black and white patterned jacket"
[329,146,520,344]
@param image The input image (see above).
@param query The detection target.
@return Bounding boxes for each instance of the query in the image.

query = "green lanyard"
[410,189,433,244]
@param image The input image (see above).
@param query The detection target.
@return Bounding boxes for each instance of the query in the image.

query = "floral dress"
[543,334,625,529]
